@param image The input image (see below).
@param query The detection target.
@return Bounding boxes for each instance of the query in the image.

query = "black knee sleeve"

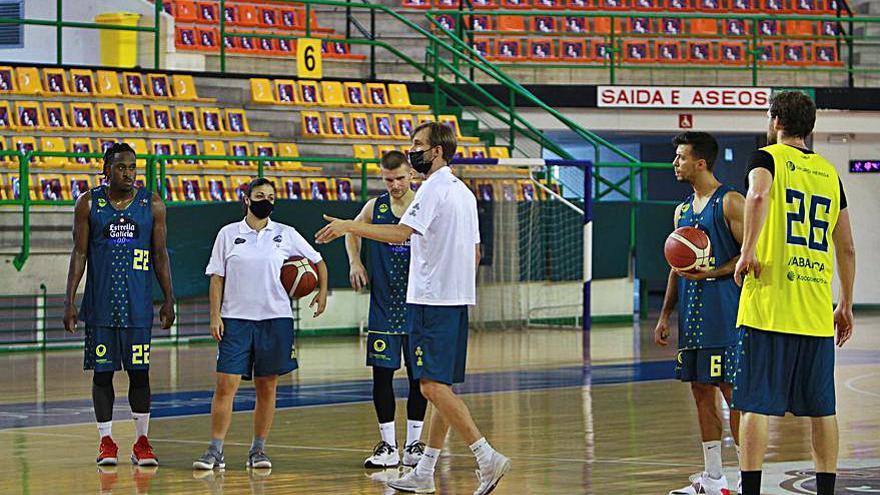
[406,367,428,421]
[372,366,396,424]
[92,371,115,423]
[127,370,151,414]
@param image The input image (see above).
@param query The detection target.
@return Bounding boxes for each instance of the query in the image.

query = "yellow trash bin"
[94,12,141,68]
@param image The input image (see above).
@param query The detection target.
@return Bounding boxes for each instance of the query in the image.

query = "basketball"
[281,256,318,299]
[664,226,711,272]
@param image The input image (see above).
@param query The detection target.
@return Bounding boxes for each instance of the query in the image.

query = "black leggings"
[372,366,428,424]
[92,370,151,422]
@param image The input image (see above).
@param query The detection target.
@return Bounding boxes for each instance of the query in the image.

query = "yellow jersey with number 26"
[736,143,841,337]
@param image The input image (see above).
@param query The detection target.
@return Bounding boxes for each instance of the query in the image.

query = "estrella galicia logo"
[234,237,246,245]
[787,160,796,172]
[273,234,282,243]
[103,216,139,245]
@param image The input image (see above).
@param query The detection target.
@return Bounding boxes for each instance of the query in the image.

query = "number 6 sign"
[297,38,323,80]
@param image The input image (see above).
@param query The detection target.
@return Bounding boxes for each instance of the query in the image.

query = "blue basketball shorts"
[83,325,152,372]
[367,332,410,370]
[217,317,298,380]
[675,345,738,385]
[407,304,469,385]
[731,327,836,417]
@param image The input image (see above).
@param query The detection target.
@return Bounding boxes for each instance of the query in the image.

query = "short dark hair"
[381,150,409,170]
[103,142,136,169]
[769,91,816,139]
[672,131,719,171]
[242,177,276,215]
[412,121,457,163]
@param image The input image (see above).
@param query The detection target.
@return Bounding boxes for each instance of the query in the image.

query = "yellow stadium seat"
[149,139,175,168]
[224,109,267,136]
[96,104,123,132]
[0,101,14,131]
[326,112,348,138]
[42,102,68,131]
[148,105,173,132]
[251,78,274,104]
[69,70,96,96]
[14,101,43,130]
[253,142,277,169]
[319,81,345,107]
[202,140,228,169]
[11,136,38,157]
[272,79,297,104]
[42,68,70,95]
[439,115,479,143]
[122,104,153,132]
[146,73,172,98]
[227,141,253,171]
[179,176,206,201]
[468,146,488,159]
[154,175,176,201]
[176,139,202,169]
[69,138,98,168]
[122,72,147,98]
[171,74,214,102]
[127,138,148,166]
[334,178,355,201]
[377,145,398,157]
[417,114,436,126]
[0,66,16,93]
[175,106,199,132]
[365,83,390,107]
[33,174,68,200]
[229,176,251,201]
[394,114,416,139]
[489,146,510,159]
[3,173,22,199]
[204,175,230,201]
[38,137,68,168]
[0,138,13,170]
[96,70,122,97]
[352,145,380,174]
[371,114,398,140]
[388,83,430,111]
[68,174,92,200]
[343,82,367,107]
[301,111,326,138]
[349,113,373,139]
[276,142,317,171]
[199,108,223,134]
[70,103,96,131]
[306,177,334,200]
[298,80,321,105]
[15,67,41,95]
[277,176,305,200]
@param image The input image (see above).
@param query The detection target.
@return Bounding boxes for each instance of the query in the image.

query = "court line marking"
[843,372,880,399]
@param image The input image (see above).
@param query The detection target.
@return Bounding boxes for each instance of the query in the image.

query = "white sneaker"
[669,472,729,495]
[735,476,741,494]
[403,441,426,467]
[386,468,436,493]
[364,441,399,469]
[473,451,511,495]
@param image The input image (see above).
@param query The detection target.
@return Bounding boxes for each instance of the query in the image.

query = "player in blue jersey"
[655,132,745,495]
[345,151,428,469]
[63,143,176,467]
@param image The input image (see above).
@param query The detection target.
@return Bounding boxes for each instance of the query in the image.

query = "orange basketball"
[664,226,711,272]
[280,256,318,299]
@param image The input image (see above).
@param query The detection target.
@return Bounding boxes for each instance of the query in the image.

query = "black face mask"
[248,199,274,219]
[408,148,434,174]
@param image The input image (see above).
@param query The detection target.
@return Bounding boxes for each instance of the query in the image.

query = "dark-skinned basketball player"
[655,132,745,495]
[64,143,176,466]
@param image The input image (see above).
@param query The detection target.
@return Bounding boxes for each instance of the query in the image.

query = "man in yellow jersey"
[733,91,856,495]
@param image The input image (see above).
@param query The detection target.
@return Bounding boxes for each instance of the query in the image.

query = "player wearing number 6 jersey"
[63,143,177,467]
[733,91,856,495]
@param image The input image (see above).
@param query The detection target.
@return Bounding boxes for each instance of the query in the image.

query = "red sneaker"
[97,436,118,466]
[131,436,159,466]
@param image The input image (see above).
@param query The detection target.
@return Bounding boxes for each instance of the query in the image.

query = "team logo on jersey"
[373,339,387,353]
[414,346,424,367]
[681,203,690,213]
[95,344,107,357]
[234,237,246,244]
[409,203,420,216]
[787,160,796,172]
[273,235,283,243]
[378,203,389,214]
[97,198,107,207]
[103,216,139,244]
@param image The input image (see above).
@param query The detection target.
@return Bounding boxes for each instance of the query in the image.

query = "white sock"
[406,420,424,447]
[470,437,497,468]
[379,421,396,448]
[132,412,150,438]
[702,440,723,479]
[414,446,440,477]
[97,421,112,439]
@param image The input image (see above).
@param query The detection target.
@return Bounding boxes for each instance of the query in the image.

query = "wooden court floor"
[0,314,878,495]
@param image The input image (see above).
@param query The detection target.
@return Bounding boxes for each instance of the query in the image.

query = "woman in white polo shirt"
[193,177,328,471]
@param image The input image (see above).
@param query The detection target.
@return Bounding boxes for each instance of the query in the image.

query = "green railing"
[0,150,380,270]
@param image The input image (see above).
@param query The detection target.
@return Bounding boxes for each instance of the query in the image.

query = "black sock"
[92,371,115,423]
[740,471,762,495]
[372,366,396,424]
[127,370,151,413]
[816,472,836,495]
[406,367,428,421]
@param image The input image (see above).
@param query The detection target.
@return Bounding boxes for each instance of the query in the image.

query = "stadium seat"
[564,16,586,33]
[179,176,205,201]
[417,114,436,126]
[228,141,253,169]
[202,140,228,169]
[756,43,778,63]
[15,67,41,95]
[720,42,747,64]
[127,138,148,166]
[813,43,841,65]
[623,41,652,62]
[629,17,652,34]
[224,109,267,136]
[298,80,322,105]
[387,84,429,111]
[689,18,718,36]
[468,146,488,159]
[279,8,299,30]
[320,81,345,107]
[258,7,279,28]
[251,78,274,104]
[306,178,334,200]
[42,102,69,131]
[495,39,526,60]
[786,20,815,37]
[173,1,198,22]
[365,83,389,107]
[656,41,685,63]
[69,175,91,200]
[374,114,399,140]
[199,108,224,134]
[724,19,748,37]
[43,68,69,95]
[402,0,432,8]
[237,5,260,26]
[326,112,349,138]
[593,17,626,35]
[69,138,97,168]
[96,70,122,97]
[377,144,398,157]
[70,70,95,96]
[489,146,510,159]
[252,142,277,169]
[150,139,175,166]
[782,42,808,64]
[593,40,612,61]
[661,17,684,35]
[271,79,296,104]
[197,1,219,23]
[696,0,722,11]
[471,15,492,32]
[529,39,556,61]
[171,75,213,102]
[501,0,531,7]
[149,105,173,132]
[453,146,466,160]
[147,74,172,98]
[122,104,152,132]
[176,139,202,169]
[439,115,479,143]
[634,0,662,10]
[497,16,527,32]
[559,39,589,62]
[33,174,68,201]
[175,106,199,132]
[15,102,42,130]
[532,16,559,33]
[686,41,716,63]
[205,175,230,201]
[301,111,326,138]
[758,19,781,37]
[277,142,316,171]
[598,0,628,8]
[0,66,15,93]
[96,104,123,132]
[343,82,367,107]
[350,113,374,139]
[226,175,248,201]
[122,72,146,98]
[11,137,37,158]
[37,138,67,168]
[761,0,787,13]
[471,0,499,7]
[730,0,758,12]
[0,102,13,130]
[197,28,221,51]
[565,0,592,8]
[395,114,416,138]
[298,7,333,34]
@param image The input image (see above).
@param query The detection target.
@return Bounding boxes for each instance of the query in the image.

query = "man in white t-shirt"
[317,122,510,495]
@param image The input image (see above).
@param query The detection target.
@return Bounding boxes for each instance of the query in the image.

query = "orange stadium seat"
[686,41,716,63]
[720,42,747,64]
[724,19,748,37]
[471,0,499,7]
[656,41,686,63]
[758,19,781,37]
[730,0,758,12]
[782,42,809,65]
[196,2,219,24]
[695,0,722,11]
[501,0,532,8]
[532,16,559,33]
[593,17,626,35]
[495,39,526,61]
[623,40,652,62]
[529,39,556,61]
[237,5,259,27]
[565,0,592,8]
[279,8,299,30]
[497,16,527,32]
[173,1,198,23]
[689,18,718,36]
[598,0,628,8]
[559,39,589,62]
[402,0,432,8]
[633,0,662,10]
[813,43,841,65]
